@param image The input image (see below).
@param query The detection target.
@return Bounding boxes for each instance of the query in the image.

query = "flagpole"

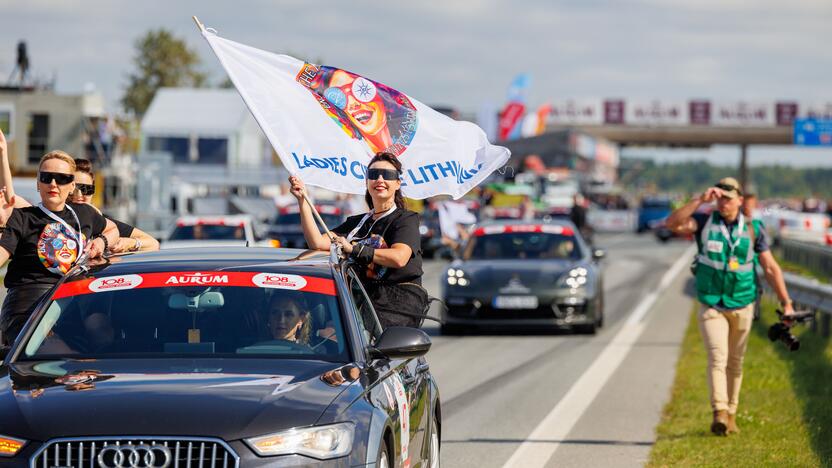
[192,16,205,32]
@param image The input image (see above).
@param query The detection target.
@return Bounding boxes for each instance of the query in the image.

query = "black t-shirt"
[0,203,107,288]
[105,215,135,238]
[333,209,423,284]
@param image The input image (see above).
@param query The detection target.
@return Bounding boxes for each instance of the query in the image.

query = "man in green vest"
[666,177,794,436]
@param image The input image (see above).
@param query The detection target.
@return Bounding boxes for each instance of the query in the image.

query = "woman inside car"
[289,152,426,328]
[0,149,118,344]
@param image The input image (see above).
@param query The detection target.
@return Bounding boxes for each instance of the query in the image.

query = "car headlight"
[0,435,26,457]
[246,422,354,459]
[447,268,469,286]
[557,267,589,289]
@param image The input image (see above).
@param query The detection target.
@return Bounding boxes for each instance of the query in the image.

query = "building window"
[147,136,189,164]
[197,137,228,165]
[0,107,12,138]
[27,114,49,165]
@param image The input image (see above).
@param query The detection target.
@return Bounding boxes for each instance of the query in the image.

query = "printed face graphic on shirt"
[37,222,84,274]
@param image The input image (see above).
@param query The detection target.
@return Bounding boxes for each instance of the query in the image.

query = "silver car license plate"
[493,296,539,309]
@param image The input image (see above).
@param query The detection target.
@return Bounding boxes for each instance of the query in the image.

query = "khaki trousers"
[698,303,754,414]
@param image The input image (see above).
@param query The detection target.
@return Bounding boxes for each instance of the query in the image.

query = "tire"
[597,295,604,328]
[377,437,391,468]
[429,412,440,468]
[575,322,597,335]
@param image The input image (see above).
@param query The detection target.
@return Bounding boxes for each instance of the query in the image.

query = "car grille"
[30,437,239,468]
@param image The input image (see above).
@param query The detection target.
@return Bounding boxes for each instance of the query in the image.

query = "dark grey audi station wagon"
[0,248,440,467]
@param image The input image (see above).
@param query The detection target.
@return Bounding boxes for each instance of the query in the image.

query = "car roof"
[72,248,335,278]
[175,215,253,225]
[475,218,575,228]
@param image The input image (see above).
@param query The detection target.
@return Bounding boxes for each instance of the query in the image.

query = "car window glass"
[169,224,246,241]
[348,270,383,345]
[21,275,348,362]
[465,233,581,260]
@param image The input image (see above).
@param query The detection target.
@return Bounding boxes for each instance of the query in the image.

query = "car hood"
[452,259,579,291]
[0,358,349,440]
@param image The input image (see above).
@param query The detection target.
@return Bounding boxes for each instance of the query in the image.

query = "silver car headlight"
[245,422,354,459]
[557,267,589,289]
[446,268,470,286]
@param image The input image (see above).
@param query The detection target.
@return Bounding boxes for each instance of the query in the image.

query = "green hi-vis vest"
[695,212,760,308]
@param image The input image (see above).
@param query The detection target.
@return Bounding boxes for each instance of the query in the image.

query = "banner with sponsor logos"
[53,272,337,299]
[200,28,509,200]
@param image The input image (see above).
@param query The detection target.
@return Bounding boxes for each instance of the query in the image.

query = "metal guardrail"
[779,238,832,279]
[765,271,832,338]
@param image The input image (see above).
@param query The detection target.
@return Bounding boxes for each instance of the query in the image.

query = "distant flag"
[520,103,553,138]
[198,25,509,200]
[477,101,499,143]
[498,73,531,141]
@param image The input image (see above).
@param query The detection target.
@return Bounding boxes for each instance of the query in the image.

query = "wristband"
[133,237,142,252]
[96,234,109,254]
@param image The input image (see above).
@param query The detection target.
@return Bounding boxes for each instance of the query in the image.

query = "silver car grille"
[30,437,240,468]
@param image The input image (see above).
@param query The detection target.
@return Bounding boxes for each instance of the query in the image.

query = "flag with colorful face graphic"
[200,27,510,200]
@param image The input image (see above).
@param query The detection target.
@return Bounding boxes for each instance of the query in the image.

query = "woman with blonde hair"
[0,131,118,344]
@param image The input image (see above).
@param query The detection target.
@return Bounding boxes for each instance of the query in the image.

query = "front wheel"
[377,438,391,468]
[429,412,440,468]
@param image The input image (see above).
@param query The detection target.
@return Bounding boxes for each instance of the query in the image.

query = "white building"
[140,87,269,168]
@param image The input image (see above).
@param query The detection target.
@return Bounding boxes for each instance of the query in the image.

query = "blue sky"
[3,0,831,165]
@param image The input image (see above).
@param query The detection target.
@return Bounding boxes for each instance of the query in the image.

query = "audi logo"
[96,444,172,468]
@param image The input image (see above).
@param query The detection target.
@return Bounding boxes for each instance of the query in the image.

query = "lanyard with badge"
[37,203,86,266]
[719,213,745,271]
[346,206,397,242]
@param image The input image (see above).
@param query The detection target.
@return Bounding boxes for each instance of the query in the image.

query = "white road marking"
[502,244,695,468]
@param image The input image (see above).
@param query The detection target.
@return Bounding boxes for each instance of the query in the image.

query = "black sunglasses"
[75,183,95,196]
[715,183,742,195]
[367,168,400,181]
[38,171,75,185]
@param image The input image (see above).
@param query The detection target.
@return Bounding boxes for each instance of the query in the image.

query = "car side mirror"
[369,327,431,360]
[592,248,606,261]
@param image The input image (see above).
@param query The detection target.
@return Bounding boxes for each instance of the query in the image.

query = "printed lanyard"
[38,203,85,254]
[718,213,745,255]
[347,205,396,242]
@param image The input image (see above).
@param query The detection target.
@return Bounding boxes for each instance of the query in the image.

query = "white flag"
[200,28,510,200]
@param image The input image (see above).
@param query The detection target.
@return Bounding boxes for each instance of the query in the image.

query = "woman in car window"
[266,294,313,344]
[0,147,119,345]
[289,152,426,328]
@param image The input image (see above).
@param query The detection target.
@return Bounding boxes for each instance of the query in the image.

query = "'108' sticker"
[251,273,308,290]
[88,275,144,293]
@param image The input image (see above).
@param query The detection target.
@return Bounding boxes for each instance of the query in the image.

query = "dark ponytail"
[364,152,406,211]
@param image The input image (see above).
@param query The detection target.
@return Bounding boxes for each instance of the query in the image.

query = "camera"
[767,309,814,351]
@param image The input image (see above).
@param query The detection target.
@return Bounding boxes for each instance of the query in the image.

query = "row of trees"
[621,158,832,199]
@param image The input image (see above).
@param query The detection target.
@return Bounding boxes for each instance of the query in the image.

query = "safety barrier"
[587,209,637,233]
[778,239,832,279]
[764,271,832,338]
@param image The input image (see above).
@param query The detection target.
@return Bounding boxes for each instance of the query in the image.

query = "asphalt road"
[421,233,696,468]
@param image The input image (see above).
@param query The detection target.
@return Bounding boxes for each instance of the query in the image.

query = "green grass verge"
[648,298,832,467]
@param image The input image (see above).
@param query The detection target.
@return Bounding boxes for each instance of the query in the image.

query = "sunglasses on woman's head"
[38,171,74,185]
[75,183,95,196]
[367,168,400,181]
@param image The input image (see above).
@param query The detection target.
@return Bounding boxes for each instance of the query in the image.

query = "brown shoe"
[727,413,740,434]
[711,410,728,436]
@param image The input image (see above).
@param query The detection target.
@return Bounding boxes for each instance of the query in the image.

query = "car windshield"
[276,213,342,227]
[465,232,581,260]
[20,271,349,362]
[169,224,245,241]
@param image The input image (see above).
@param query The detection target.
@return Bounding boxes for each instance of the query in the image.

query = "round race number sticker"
[88,274,144,293]
[251,273,308,290]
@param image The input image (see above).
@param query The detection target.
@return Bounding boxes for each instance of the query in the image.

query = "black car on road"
[441,220,604,334]
[0,248,440,467]
[267,205,346,249]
